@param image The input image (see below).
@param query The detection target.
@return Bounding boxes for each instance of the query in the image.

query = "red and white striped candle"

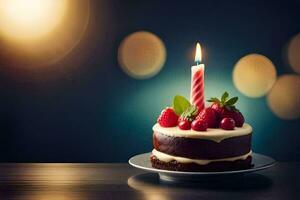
[190,43,205,111]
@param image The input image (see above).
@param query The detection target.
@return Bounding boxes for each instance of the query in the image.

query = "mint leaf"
[173,95,191,115]
[221,92,229,103]
[226,97,238,105]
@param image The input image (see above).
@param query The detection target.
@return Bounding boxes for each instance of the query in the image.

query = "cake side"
[153,123,252,159]
[153,131,252,159]
[152,149,252,165]
[150,154,252,172]
[151,123,253,171]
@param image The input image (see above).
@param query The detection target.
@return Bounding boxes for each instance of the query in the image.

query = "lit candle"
[190,42,205,111]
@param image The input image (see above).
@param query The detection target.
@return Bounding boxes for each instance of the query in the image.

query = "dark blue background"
[0,0,299,162]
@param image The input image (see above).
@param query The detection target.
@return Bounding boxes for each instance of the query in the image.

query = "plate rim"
[128,152,276,175]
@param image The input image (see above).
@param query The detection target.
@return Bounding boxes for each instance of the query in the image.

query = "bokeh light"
[267,74,300,120]
[0,0,90,68]
[118,31,166,79]
[0,0,67,41]
[233,54,277,98]
[287,33,300,74]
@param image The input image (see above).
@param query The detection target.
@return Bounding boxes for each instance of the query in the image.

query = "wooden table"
[0,163,298,199]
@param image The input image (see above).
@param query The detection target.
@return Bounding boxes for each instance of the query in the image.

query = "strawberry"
[210,102,224,122]
[196,107,218,128]
[211,102,224,115]
[178,106,198,122]
[157,107,178,127]
[207,92,244,127]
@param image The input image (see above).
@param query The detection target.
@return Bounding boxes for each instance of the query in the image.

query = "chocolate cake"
[151,123,252,172]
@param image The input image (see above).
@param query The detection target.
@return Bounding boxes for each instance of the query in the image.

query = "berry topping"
[157,107,178,127]
[220,117,235,130]
[191,119,208,131]
[208,92,244,127]
[196,107,218,128]
[222,110,245,127]
[178,120,191,130]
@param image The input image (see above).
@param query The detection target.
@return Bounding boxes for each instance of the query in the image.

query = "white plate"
[129,152,276,182]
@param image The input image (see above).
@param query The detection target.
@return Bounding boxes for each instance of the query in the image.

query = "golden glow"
[0,0,90,71]
[267,75,300,120]
[233,54,277,98]
[0,0,67,41]
[118,31,167,79]
[195,42,202,63]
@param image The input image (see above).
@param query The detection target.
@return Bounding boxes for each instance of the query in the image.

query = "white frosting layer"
[153,123,252,143]
[152,149,252,165]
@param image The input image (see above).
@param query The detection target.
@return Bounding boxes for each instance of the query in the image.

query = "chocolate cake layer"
[150,154,252,172]
[153,131,252,159]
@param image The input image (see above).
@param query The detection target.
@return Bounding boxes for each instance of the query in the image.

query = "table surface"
[0,163,298,200]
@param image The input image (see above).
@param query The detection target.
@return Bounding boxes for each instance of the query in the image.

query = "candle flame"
[195,42,202,64]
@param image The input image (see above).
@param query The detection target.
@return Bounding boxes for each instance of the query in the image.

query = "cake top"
[153,123,252,143]
[156,92,247,132]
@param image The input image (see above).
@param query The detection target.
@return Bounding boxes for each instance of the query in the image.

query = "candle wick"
[196,61,200,66]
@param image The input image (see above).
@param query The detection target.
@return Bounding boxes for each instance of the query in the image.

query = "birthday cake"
[151,92,252,172]
[150,43,252,172]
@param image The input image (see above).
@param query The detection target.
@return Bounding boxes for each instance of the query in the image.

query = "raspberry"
[157,107,178,127]
[196,107,218,128]
[191,119,208,131]
[220,117,235,130]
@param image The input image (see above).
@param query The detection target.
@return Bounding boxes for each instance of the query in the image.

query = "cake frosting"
[153,123,252,143]
[152,149,252,165]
